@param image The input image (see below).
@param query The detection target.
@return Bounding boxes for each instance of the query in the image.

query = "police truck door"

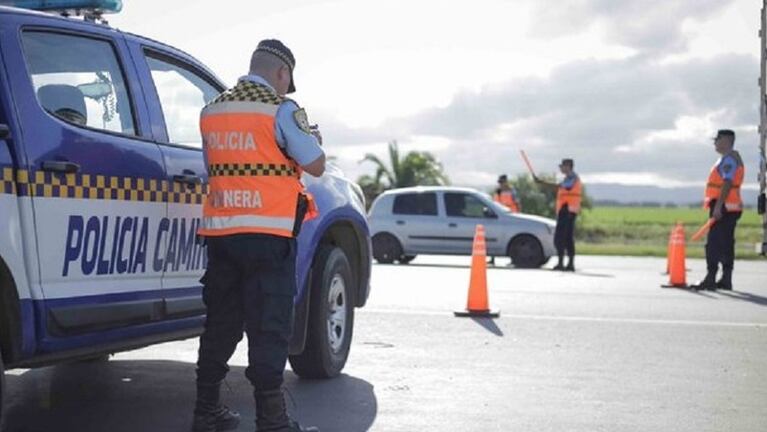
[135,46,221,316]
[8,26,169,338]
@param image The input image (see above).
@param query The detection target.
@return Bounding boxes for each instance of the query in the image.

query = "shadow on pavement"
[569,270,615,278]
[405,263,471,270]
[470,317,504,337]
[664,286,718,298]
[2,360,376,432]
[717,290,767,307]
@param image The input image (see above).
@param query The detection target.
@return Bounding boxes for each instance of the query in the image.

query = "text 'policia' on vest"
[704,150,745,212]
[198,80,315,238]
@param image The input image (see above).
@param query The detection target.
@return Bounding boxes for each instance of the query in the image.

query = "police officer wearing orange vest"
[493,174,521,213]
[488,174,521,265]
[692,129,745,291]
[534,159,582,271]
[192,40,324,432]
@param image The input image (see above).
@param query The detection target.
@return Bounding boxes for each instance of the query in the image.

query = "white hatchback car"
[368,187,557,267]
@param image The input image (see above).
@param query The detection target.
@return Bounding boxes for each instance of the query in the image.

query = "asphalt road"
[3,255,766,431]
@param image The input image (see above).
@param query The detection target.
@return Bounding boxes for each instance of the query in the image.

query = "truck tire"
[508,235,545,268]
[289,246,355,379]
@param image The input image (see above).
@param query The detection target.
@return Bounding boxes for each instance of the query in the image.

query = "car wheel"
[289,246,355,379]
[398,255,416,264]
[372,233,402,264]
[508,235,544,268]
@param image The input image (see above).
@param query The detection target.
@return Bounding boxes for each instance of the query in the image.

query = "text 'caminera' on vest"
[209,189,263,209]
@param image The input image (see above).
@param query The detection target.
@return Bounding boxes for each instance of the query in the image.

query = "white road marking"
[363,308,767,328]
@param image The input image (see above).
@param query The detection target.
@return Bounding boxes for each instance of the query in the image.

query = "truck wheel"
[508,235,544,268]
[372,233,402,264]
[289,246,355,379]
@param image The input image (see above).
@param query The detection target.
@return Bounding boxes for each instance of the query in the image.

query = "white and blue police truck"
[0,1,372,421]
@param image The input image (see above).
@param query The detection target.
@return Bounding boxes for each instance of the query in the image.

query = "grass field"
[577,206,765,259]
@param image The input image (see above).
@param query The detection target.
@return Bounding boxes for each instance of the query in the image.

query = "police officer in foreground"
[192,39,324,432]
[489,174,521,265]
[534,159,582,271]
[692,129,745,291]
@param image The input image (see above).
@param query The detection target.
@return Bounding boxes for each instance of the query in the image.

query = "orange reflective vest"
[198,80,310,238]
[494,190,520,213]
[556,175,582,214]
[704,151,744,212]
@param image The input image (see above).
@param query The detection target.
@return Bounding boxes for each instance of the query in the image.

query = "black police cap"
[713,129,736,140]
[559,158,574,167]
[498,174,508,183]
[256,39,296,93]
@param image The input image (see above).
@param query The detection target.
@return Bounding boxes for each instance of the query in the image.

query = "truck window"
[144,52,219,148]
[21,31,136,135]
[445,192,494,218]
[393,193,438,216]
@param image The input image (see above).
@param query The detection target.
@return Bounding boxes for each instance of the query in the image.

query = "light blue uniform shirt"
[560,173,579,190]
[238,74,323,166]
[717,154,738,181]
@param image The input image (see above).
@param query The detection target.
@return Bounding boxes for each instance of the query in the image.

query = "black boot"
[553,255,565,271]
[717,269,733,290]
[691,273,717,291]
[192,382,241,432]
[255,388,319,432]
[565,257,575,272]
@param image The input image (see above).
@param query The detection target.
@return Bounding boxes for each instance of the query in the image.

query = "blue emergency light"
[0,0,122,13]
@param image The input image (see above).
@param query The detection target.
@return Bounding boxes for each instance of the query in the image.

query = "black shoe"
[565,258,575,272]
[552,263,565,271]
[690,273,717,291]
[255,388,319,432]
[716,271,733,291]
[192,382,241,432]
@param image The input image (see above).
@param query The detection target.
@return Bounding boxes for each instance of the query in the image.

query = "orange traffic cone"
[455,225,500,317]
[662,223,687,288]
[663,224,675,275]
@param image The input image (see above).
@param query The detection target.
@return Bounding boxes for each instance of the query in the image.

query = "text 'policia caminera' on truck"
[62,216,207,277]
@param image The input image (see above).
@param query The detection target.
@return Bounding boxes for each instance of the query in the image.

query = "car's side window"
[393,193,438,216]
[21,31,137,135]
[144,52,220,148]
[445,193,495,218]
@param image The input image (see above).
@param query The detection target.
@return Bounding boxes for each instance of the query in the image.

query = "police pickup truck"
[0,1,371,421]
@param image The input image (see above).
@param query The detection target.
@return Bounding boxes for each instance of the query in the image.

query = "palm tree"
[360,140,449,189]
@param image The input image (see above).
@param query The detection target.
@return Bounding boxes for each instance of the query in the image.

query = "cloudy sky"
[111,0,762,202]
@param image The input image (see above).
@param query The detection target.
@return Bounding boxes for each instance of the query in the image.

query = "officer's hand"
[712,207,723,221]
[309,125,323,146]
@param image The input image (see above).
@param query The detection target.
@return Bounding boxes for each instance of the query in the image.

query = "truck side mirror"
[0,124,10,140]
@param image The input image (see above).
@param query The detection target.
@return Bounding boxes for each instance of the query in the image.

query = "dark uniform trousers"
[196,234,297,391]
[554,205,577,260]
[706,200,741,274]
